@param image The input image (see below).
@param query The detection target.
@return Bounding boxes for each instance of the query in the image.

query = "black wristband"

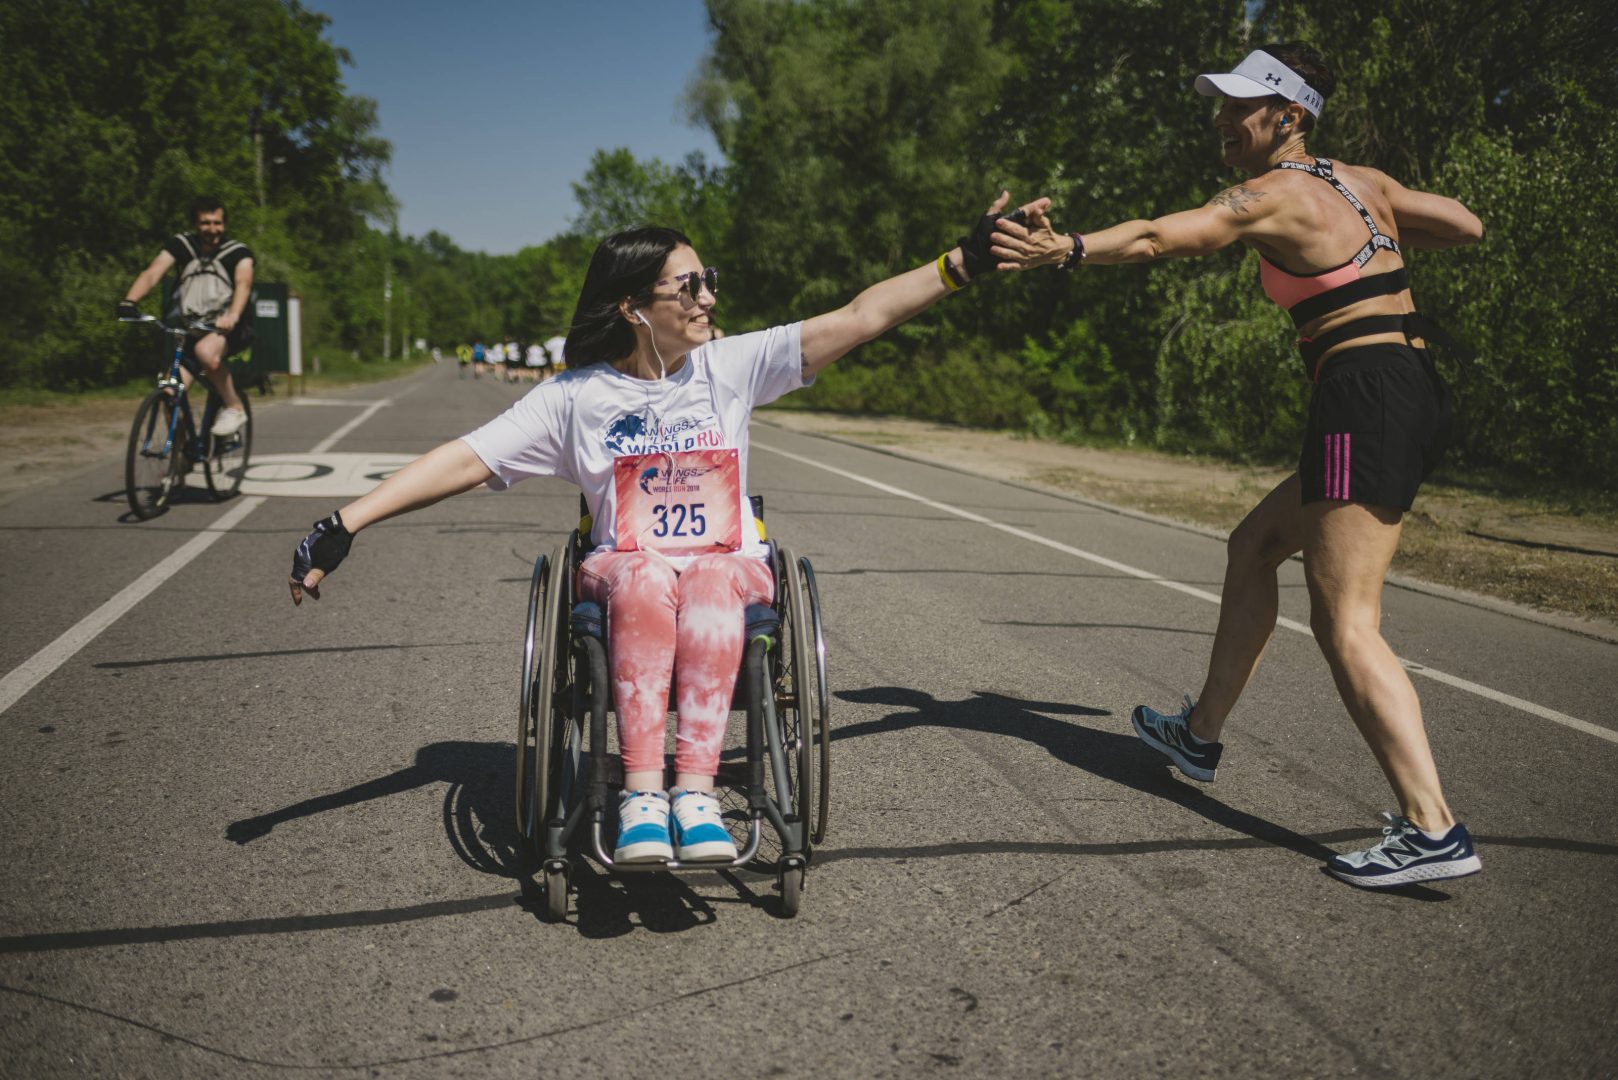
[1058,233,1087,270]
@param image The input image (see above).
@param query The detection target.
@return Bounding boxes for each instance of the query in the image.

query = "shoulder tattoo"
[1208,185,1268,215]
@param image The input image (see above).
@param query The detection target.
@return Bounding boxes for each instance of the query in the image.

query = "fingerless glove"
[292,511,353,582]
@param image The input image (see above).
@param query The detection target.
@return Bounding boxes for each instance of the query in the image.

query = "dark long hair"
[563,226,691,366]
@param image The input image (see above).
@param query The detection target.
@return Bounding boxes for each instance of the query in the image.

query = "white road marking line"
[289,399,391,407]
[755,441,1615,746]
[0,496,265,717]
[3,398,403,718]
[309,397,392,453]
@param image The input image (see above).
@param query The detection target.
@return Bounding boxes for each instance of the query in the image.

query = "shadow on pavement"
[832,686,1449,900]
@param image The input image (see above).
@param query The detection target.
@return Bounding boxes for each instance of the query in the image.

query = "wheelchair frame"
[515,505,829,919]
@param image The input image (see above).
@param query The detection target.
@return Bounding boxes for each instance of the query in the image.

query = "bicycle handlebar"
[117,312,219,335]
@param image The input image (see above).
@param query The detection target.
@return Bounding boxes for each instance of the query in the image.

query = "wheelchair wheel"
[125,388,183,520]
[799,557,831,845]
[203,389,251,500]
[779,863,804,918]
[543,862,569,922]
[772,545,818,854]
[516,541,578,866]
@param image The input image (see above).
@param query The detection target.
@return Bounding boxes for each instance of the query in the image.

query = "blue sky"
[317,1,724,254]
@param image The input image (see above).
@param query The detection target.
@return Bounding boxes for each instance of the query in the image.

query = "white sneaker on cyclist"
[212,406,247,438]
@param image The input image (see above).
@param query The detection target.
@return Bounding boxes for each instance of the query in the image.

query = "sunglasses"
[651,266,719,303]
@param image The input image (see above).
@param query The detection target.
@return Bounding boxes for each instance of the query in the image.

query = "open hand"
[991,200,1070,271]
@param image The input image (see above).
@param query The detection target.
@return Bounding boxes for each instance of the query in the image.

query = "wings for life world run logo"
[603,411,726,456]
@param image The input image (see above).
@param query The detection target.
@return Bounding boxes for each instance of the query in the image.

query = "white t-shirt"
[544,336,566,367]
[526,344,544,366]
[461,322,807,569]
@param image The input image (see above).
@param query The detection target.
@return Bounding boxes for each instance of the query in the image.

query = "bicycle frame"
[135,320,219,466]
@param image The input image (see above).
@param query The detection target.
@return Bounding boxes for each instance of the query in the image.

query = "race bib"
[613,448,742,556]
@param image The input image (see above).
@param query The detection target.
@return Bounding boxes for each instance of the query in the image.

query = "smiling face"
[637,244,715,353]
[1212,95,1288,174]
[193,207,226,252]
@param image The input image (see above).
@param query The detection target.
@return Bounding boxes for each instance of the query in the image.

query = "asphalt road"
[2,360,1615,1078]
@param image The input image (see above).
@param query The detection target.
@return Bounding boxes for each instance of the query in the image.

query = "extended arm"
[1374,169,1483,250]
[799,192,1046,378]
[991,184,1269,269]
[123,249,176,305]
[289,439,494,603]
[216,257,254,333]
[798,255,962,379]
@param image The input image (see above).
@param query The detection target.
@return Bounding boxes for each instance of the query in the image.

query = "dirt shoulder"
[6,392,1613,636]
[759,409,1618,638]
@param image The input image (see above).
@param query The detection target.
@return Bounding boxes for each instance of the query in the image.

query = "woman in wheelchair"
[289,194,1036,864]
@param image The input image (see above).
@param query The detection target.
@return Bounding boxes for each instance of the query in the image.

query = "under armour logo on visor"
[1265,72,1283,85]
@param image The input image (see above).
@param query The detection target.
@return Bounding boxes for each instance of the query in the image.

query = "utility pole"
[400,280,410,360]
[251,107,266,211]
[382,261,392,361]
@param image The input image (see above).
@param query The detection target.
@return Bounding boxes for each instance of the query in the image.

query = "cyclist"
[289,195,1037,864]
[118,195,253,437]
[990,43,1484,888]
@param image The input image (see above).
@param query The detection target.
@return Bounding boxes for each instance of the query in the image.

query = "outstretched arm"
[1372,169,1483,249]
[799,191,1043,378]
[991,184,1270,269]
[289,439,493,604]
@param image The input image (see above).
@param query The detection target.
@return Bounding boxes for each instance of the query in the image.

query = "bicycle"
[119,313,253,520]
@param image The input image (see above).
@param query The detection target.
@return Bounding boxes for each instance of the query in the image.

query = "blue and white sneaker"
[670,789,738,863]
[1326,812,1482,888]
[1132,695,1222,782]
[614,790,672,864]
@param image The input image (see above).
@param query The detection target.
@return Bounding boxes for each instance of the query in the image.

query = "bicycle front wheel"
[204,390,251,500]
[125,388,183,520]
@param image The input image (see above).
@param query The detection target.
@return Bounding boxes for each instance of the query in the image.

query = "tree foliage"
[3,0,1612,486]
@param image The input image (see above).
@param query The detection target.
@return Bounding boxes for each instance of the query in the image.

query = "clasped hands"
[983,194,1073,272]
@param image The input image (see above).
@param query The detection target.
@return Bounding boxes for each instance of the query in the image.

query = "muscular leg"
[1191,474,1308,741]
[1303,500,1455,831]
[191,332,243,411]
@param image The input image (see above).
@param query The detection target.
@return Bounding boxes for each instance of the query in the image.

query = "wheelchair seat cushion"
[745,603,780,645]
[570,601,605,640]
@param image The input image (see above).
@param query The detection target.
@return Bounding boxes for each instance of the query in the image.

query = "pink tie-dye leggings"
[577,550,774,778]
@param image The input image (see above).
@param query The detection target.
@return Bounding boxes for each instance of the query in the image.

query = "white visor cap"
[1194,50,1324,117]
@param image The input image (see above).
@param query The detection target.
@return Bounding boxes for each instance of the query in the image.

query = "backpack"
[169,235,247,323]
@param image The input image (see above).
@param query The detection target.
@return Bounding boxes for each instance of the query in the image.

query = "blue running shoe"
[670,789,738,863]
[614,790,672,864]
[1132,695,1222,781]
[1326,812,1482,888]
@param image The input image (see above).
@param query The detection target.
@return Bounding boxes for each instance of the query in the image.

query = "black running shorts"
[1299,342,1452,511]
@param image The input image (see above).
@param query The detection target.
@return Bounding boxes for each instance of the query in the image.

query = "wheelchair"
[515,496,829,919]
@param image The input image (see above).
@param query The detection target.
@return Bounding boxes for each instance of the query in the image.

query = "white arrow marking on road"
[754,441,1616,746]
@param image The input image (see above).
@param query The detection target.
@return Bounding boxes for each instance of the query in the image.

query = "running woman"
[289,196,1037,864]
[991,43,1484,888]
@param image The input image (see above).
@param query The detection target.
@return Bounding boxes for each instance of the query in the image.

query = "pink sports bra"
[1259,157,1408,330]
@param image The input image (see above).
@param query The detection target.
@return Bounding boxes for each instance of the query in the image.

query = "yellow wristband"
[936,253,965,292]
